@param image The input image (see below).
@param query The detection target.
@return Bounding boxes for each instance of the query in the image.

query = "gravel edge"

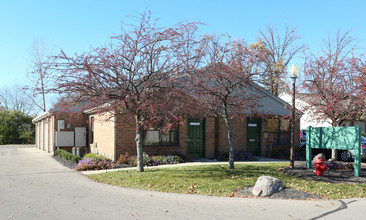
[52,155,77,169]
[234,187,323,200]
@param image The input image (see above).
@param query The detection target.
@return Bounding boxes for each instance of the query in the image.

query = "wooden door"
[187,118,205,158]
[247,118,261,156]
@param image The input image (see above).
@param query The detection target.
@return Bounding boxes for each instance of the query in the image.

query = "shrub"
[151,155,184,165]
[116,152,185,166]
[326,159,353,170]
[84,153,112,161]
[216,150,256,161]
[128,155,137,166]
[143,153,186,166]
[75,156,116,171]
[55,149,81,163]
[55,149,62,156]
[71,155,81,163]
[117,153,130,164]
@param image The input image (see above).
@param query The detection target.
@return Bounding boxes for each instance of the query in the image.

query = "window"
[265,118,290,145]
[143,126,179,146]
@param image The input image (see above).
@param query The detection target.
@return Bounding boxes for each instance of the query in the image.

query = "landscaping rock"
[312,153,326,163]
[252,176,284,197]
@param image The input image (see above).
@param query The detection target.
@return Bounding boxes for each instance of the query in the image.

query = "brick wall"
[33,112,88,154]
[114,113,188,159]
[54,112,88,132]
[83,111,301,160]
[54,112,88,153]
[205,117,216,158]
[114,113,137,158]
[89,112,115,160]
[215,116,247,155]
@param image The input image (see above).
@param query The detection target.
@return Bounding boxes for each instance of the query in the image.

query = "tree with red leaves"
[50,12,203,172]
[185,35,267,169]
[303,30,363,159]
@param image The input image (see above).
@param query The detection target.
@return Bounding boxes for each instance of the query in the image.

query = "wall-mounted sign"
[249,139,255,141]
[58,120,65,130]
[190,122,200,126]
[248,124,257,127]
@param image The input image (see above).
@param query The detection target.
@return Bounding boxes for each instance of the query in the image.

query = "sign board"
[190,122,200,126]
[306,126,361,177]
[56,131,74,147]
[58,120,65,130]
[248,124,257,127]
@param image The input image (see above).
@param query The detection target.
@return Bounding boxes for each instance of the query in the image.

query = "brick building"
[32,108,88,154]
[83,86,300,161]
[33,87,300,160]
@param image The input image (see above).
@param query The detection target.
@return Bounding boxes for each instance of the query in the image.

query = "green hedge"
[55,149,81,163]
[83,153,112,161]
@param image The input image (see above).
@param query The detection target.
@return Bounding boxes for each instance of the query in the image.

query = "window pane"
[267,119,279,132]
[279,133,290,145]
[161,129,178,145]
[280,119,290,132]
[266,132,278,144]
[161,132,170,145]
[144,130,160,146]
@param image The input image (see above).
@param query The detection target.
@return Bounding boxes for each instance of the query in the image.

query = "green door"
[187,118,205,158]
[247,118,261,156]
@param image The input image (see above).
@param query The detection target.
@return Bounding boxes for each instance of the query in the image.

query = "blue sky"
[1,0,366,89]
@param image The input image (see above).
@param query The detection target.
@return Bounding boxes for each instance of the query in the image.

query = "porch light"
[289,64,299,79]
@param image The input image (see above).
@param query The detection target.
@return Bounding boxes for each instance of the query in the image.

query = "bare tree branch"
[254,24,305,96]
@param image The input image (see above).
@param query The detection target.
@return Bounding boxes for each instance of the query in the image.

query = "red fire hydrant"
[314,157,327,176]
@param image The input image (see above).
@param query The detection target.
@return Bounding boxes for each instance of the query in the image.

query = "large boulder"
[312,153,326,163]
[252,176,284,197]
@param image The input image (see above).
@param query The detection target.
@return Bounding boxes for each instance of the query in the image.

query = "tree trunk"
[40,76,46,112]
[223,114,235,170]
[135,115,144,172]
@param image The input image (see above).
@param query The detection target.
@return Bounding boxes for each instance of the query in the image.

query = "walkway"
[0,145,363,220]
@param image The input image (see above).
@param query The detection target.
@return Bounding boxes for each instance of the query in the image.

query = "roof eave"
[32,112,51,123]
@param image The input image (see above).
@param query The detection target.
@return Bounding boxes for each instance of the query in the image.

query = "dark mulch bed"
[280,161,366,184]
[53,155,77,169]
[234,187,323,200]
[235,161,366,200]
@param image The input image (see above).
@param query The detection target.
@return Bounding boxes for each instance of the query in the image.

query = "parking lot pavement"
[0,145,359,220]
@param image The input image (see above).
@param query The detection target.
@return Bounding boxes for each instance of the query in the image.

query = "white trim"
[83,103,111,114]
[32,111,50,123]
[49,116,54,152]
[36,123,40,149]
[44,118,49,151]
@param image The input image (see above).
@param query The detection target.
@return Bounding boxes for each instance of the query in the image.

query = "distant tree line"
[0,108,34,144]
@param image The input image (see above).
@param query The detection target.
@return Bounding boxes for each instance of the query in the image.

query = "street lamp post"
[289,64,299,169]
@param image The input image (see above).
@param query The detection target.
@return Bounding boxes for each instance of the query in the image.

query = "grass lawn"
[88,162,366,199]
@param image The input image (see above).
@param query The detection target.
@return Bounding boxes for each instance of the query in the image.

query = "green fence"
[306,126,361,177]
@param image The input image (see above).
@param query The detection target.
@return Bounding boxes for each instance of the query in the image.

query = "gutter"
[32,111,50,123]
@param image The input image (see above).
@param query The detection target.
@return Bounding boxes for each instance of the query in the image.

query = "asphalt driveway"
[0,145,364,220]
